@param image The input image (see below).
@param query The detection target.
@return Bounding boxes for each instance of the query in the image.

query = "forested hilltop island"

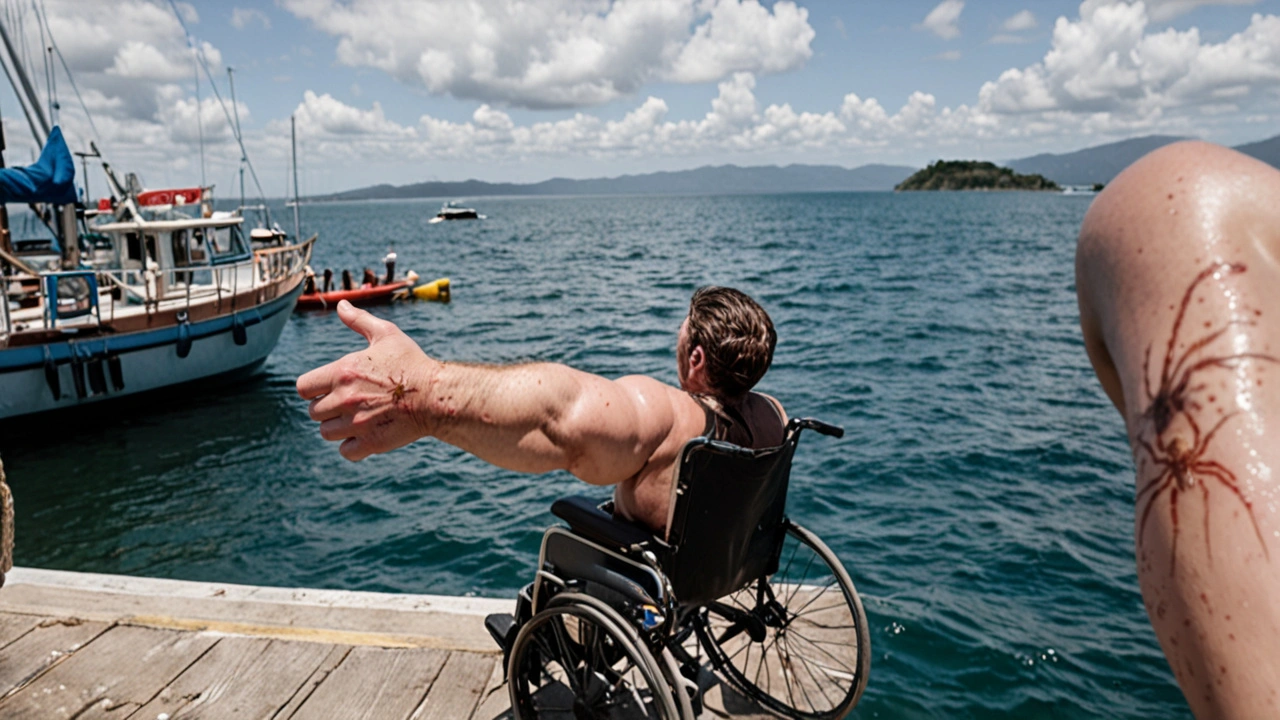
[896,160,1061,191]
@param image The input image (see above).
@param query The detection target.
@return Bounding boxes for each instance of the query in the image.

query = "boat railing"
[253,234,315,285]
[5,234,316,337]
[0,278,10,346]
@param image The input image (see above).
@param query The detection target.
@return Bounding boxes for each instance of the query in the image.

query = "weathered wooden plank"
[287,646,448,720]
[411,652,496,720]
[0,618,110,700]
[270,644,352,720]
[0,612,42,648]
[466,653,511,720]
[0,624,217,719]
[128,636,334,719]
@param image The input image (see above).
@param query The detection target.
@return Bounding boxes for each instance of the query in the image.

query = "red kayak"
[295,279,414,311]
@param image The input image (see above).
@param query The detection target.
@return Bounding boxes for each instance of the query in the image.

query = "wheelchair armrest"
[551,496,659,552]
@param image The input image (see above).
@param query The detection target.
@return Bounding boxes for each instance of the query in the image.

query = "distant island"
[895,160,1060,191]
[298,132,1278,201]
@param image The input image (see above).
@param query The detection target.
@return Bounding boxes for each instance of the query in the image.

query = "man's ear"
[689,345,706,372]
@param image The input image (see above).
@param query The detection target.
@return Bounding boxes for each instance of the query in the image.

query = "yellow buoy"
[413,277,451,303]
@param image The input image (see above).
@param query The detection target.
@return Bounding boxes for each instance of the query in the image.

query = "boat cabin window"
[54,274,95,319]
[124,232,143,264]
[170,229,208,266]
[144,234,158,265]
[171,230,188,266]
[209,225,248,260]
[190,229,208,262]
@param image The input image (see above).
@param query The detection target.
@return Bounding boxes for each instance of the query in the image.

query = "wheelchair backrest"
[662,426,802,606]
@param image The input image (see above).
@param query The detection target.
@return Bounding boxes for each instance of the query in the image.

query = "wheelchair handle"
[792,417,845,439]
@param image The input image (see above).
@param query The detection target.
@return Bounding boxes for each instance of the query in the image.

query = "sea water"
[0,192,1188,718]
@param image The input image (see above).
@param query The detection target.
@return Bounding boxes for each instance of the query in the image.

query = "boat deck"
[0,568,773,719]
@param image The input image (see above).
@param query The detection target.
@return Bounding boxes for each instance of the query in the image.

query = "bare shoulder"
[1079,141,1280,271]
[1076,141,1280,423]
[614,375,704,435]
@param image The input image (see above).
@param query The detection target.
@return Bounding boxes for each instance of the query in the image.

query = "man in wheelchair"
[298,287,869,718]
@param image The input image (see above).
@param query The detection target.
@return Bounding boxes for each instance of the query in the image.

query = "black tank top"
[691,393,784,448]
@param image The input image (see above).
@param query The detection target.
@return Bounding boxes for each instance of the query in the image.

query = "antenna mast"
[228,67,244,209]
[291,115,300,242]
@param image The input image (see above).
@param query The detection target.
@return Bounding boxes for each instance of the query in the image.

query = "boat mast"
[194,46,205,191]
[0,15,74,267]
[0,17,48,144]
[291,114,300,242]
[228,67,244,210]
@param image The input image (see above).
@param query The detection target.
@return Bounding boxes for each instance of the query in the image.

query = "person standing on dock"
[297,287,787,534]
[1076,141,1280,718]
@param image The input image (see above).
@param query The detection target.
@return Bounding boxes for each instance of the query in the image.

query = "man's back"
[612,387,787,534]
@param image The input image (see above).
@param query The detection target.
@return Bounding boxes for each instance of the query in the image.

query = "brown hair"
[686,286,777,399]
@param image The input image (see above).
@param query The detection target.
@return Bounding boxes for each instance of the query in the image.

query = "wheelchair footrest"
[485,613,517,653]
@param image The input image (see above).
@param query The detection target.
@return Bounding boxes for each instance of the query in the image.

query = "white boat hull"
[0,283,302,420]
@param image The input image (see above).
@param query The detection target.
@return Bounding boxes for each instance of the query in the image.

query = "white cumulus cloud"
[280,0,815,110]
[977,2,1280,119]
[1002,9,1038,32]
[1141,0,1262,22]
[917,0,964,40]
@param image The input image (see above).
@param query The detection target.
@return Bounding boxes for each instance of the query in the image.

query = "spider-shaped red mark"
[1135,261,1276,568]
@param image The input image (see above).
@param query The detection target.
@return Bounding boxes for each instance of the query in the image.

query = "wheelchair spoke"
[784,552,820,608]
[694,521,870,719]
[785,632,842,711]
[548,620,584,696]
[787,579,841,619]
[511,596,679,719]
[786,628,858,677]
[781,632,825,713]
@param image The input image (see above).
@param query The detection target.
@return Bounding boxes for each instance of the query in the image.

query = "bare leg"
[1077,141,1280,718]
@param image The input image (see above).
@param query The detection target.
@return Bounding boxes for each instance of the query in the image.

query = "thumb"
[337,300,392,344]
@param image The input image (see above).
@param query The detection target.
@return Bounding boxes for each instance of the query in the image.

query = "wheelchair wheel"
[508,592,683,719]
[694,521,870,719]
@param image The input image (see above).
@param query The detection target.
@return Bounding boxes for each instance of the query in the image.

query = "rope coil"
[0,455,13,586]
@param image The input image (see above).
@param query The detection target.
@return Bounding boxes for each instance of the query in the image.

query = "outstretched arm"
[296,301,677,485]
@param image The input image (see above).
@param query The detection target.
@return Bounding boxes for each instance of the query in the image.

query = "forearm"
[417,361,639,481]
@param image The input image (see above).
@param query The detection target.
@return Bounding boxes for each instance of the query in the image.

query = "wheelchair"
[485,417,871,719]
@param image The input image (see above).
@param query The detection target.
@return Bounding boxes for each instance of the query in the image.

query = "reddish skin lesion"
[1134,261,1277,570]
[388,372,416,404]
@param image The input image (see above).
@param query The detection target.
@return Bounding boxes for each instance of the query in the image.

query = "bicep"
[551,374,674,486]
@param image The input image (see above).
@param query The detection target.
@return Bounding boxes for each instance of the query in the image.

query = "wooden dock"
[0,568,773,719]
[0,567,513,719]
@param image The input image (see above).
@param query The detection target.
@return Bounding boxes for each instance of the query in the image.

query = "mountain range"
[314,133,1280,200]
[318,163,915,201]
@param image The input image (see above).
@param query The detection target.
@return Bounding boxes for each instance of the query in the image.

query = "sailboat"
[0,130,315,420]
[0,16,315,421]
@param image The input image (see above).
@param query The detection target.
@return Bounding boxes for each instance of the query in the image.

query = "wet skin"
[1077,141,1280,718]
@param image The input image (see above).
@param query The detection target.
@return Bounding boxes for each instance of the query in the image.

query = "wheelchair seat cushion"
[551,496,658,551]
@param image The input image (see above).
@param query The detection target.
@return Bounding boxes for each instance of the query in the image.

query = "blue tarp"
[0,126,77,205]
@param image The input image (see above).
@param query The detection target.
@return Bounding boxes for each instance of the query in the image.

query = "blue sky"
[1,0,1276,195]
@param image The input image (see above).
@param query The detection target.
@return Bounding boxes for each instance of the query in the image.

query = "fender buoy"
[87,358,107,396]
[43,348,60,401]
[232,313,248,346]
[176,314,192,358]
[412,277,451,303]
[107,355,125,391]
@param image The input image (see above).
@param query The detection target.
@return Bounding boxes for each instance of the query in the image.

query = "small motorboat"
[295,273,418,311]
[427,202,483,223]
[297,252,423,311]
